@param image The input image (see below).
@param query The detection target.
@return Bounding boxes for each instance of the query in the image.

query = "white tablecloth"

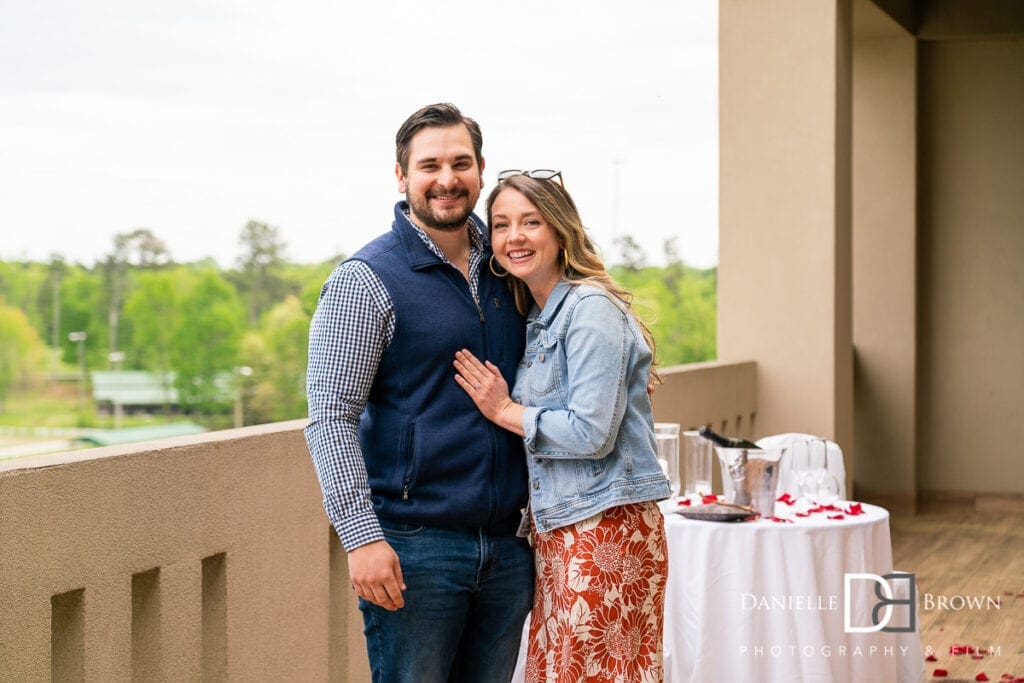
[662,501,924,682]
[512,501,924,682]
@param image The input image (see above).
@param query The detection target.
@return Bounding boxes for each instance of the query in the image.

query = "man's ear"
[395,162,407,193]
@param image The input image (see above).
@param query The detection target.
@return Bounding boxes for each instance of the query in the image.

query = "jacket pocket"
[525,335,561,398]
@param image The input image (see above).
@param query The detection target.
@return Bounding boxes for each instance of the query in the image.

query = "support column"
[852,0,918,511]
[718,0,854,490]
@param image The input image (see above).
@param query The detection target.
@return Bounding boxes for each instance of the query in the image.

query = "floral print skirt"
[524,500,668,683]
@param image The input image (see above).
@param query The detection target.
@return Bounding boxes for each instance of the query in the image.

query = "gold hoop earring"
[562,250,570,273]
[489,254,509,278]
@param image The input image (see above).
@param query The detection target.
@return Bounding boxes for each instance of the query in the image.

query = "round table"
[661,501,924,682]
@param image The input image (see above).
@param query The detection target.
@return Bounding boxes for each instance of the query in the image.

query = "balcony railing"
[0,360,755,681]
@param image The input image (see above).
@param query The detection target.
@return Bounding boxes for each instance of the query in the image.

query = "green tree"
[235,220,289,324]
[170,269,245,413]
[102,229,171,362]
[0,302,46,413]
[241,295,310,423]
[60,267,106,368]
[612,235,647,272]
[611,257,717,366]
[123,269,183,408]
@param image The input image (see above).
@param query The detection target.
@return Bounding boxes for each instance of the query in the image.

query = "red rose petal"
[768,516,794,523]
[846,502,864,515]
[976,674,990,682]
[925,654,938,662]
[933,669,948,677]
[828,514,845,520]
[702,494,719,505]
[796,512,810,518]
[677,498,692,506]
[974,654,986,660]
[777,493,796,505]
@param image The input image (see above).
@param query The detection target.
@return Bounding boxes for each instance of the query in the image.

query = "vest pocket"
[400,419,418,501]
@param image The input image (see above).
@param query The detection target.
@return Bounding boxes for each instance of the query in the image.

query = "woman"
[453,170,671,682]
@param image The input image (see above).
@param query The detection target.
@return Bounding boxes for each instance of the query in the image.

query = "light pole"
[108,351,125,429]
[234,366,253,428]
[68,331,87,407]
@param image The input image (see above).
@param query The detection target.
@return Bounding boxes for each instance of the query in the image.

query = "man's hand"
[348,540,406,611]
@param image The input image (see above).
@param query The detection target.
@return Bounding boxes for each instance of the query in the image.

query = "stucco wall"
[718,0,855,465]
[918,39,1024,494]
[851,0,918,507]
[0,421,370,682]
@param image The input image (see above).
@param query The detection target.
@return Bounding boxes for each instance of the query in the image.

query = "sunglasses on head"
[497,169,564,188]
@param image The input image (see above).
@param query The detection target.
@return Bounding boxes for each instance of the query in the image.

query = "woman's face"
[490,188,563,295]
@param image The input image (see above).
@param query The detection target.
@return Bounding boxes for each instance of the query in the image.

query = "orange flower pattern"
[526,501,668,683]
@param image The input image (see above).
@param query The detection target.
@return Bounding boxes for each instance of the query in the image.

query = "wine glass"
[791,440,818,500]
[814,439,841,504]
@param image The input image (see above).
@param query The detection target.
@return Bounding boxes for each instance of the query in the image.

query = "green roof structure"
[75,422,207,447]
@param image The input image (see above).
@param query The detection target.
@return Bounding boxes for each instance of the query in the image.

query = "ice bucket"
[715,446,784,517]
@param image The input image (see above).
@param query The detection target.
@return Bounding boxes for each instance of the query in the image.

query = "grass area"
[0,382,219,431]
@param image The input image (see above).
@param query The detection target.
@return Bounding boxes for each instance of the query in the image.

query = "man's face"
[396,124,484,232]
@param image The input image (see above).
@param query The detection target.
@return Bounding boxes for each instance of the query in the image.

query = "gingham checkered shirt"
[306,212,486,551]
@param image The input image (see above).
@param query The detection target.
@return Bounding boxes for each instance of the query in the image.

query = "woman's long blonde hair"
[485,174,659,377]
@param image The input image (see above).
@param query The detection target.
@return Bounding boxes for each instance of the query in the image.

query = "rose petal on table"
[702,494,720,505]
[976,674,990,682]
[926,654,938,662]
[677,498,692,506]
[796,512,810,518]
[933,669,948,677]
[846,502,864,515]
[828,514,845,520]
[777,493,796,505]
[768,516,794,523]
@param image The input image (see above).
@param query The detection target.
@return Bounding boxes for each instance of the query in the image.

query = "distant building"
[90,371,178,413]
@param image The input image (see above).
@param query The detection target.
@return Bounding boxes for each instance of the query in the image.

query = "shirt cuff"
[335,509,385,553]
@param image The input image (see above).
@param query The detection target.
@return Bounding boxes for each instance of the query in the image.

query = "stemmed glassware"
[790,440,817,500]
[812,439,841,504]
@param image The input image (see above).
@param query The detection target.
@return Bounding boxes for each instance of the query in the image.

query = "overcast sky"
[0,1,718,269]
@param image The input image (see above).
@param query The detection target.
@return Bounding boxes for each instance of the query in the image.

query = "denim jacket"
[511,281,671,532]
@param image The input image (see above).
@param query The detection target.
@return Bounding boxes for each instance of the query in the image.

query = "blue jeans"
[359,521,534,683]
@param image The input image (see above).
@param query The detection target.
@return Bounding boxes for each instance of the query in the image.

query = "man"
[305,103,533,682]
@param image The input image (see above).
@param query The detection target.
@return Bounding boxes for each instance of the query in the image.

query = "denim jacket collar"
[527,279,574,328]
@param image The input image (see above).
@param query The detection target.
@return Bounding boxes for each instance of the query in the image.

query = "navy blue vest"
[348,202,527,533]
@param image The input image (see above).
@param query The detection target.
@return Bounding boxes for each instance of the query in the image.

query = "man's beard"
[407,190,473,232]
